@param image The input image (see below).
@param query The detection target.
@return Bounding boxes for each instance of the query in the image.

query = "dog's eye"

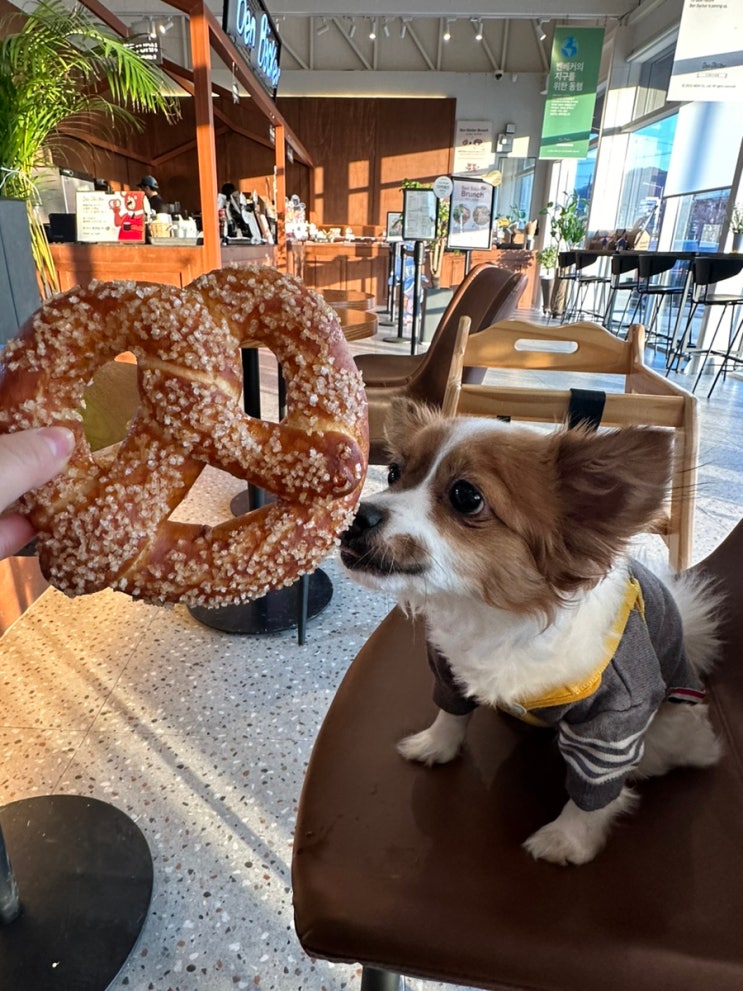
[387,463,401,485]
[449,480,484,516]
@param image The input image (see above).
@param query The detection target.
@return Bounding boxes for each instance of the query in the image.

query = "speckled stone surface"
[1,334,742,991]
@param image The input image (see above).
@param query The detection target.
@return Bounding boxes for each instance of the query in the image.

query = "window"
[616,114,677,244]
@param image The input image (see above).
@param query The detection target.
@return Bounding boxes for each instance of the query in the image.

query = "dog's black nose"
[342,501,387,543]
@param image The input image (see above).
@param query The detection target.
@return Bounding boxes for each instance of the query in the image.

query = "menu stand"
[0,795,152,990]
[188,349,332,645]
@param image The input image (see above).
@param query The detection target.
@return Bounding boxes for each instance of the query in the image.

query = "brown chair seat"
[292,520,743,991]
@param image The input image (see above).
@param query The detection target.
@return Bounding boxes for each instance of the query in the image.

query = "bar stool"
[668,254,743,396]
[632,251,695,355]
[552,250,577,320]
[562,250,610,322]
[602,251,640,336]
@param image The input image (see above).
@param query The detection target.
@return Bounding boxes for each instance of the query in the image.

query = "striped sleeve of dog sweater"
[552,561,703,812]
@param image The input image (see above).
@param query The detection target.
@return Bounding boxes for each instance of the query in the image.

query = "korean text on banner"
[539,27,604,160]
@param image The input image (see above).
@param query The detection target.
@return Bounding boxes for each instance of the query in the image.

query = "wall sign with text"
[668,0,743,102]
[223,0,281,99]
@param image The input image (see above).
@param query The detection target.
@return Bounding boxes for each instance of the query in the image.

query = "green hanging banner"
[539,27,604,160]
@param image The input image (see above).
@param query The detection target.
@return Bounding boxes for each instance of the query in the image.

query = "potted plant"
[0,0,177,296]
[540,191,588,251]
[535,243,559,316]
[731,203,743,253]
[539,192,588,316]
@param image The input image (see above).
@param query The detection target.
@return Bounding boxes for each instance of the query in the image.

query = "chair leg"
[360,966,402,991]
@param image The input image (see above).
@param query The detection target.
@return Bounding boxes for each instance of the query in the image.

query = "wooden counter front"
[49,242,277,292]
[440,247,539,310]
[287,241,390,305]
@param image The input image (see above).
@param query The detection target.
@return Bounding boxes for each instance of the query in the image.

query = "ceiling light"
[535,19,547,41]
[383,19,390,38]
[158,17,174,35]
[369,18,377,41]
[317,18,329,36]
[400,18,409,39]
[475,19,483,41]
[348,19,356,39]
[443,19,452,42]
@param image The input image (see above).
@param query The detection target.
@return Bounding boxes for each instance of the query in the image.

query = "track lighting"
[369,18,377,41]
[348,19,356,39]
[535,19,547,42]
[475,19,483,41]
[158,17,174,35]
[316,18,329,36]
[443,18,452,42]
[383,19,390,38]
[400,18,409,39]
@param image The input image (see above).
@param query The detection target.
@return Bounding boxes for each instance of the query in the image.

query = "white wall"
[270,69,548,159]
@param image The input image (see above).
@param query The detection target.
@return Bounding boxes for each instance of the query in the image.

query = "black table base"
[188,570,332,637]
[0,795,153,991]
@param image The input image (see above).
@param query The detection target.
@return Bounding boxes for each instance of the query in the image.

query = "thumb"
[0,427,76,513]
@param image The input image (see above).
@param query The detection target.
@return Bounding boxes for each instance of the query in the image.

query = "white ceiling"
[109,0,646,77]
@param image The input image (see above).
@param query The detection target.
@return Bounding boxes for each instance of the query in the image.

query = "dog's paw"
[523,790,638,866]
[523,820,604,866]
[397,710,469,765]
[397,728,460,765]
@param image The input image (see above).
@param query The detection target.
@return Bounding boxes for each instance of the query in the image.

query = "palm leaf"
[0,0,179,289]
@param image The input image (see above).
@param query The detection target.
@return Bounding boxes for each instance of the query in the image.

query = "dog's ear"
[384,398,444,452]
[546,426,672,586]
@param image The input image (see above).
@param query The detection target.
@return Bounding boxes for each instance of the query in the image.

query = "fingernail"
[38,426,76,459]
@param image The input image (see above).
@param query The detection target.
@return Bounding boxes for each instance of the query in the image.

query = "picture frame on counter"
[75,190,147,244]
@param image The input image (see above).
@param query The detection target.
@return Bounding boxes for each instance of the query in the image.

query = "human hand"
[0,427,75,559]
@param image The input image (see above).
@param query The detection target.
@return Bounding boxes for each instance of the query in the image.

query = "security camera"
[494,70,503,80]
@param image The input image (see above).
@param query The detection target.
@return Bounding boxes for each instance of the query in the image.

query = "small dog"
[340,399,722,865]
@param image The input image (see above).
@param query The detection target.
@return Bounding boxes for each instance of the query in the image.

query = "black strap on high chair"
[568,388,606,430]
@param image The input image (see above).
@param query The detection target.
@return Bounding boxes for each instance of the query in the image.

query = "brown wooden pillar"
[274,123,287,272]
[189,5,221,273]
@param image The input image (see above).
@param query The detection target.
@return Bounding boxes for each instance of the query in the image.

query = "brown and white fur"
[340,399,722,865]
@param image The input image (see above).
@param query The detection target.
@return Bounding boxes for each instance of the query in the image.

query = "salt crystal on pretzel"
[0,266,369,607]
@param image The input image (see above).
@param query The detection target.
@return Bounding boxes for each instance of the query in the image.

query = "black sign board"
[223,0,282,99]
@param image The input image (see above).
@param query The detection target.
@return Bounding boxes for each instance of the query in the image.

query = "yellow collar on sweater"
[499,577,645,727]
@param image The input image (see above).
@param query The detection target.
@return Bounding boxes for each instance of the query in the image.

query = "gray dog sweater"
[427,560,704,811]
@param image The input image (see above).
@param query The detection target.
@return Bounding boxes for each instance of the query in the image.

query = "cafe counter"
[49,242,277,292]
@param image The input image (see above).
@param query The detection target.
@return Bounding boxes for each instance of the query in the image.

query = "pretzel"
[0,266,369,607]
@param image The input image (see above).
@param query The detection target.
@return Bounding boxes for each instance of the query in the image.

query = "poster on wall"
[402,188,438,241]
[76,191,147,243]
[447,178,495,251]
[538,27,604,160]
[452,120,495,174]
[668,0,743,102]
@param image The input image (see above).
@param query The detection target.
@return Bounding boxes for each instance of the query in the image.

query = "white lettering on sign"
[234,0,256,48]
[257,14,281,88]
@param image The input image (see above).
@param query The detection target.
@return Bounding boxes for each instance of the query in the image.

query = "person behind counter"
[218,183,253,240]
[138,175,165,217]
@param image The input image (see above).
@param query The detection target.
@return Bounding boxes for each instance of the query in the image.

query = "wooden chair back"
[364,315,471,464]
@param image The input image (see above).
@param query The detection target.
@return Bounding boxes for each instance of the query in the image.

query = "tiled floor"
[1,308,742,991]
